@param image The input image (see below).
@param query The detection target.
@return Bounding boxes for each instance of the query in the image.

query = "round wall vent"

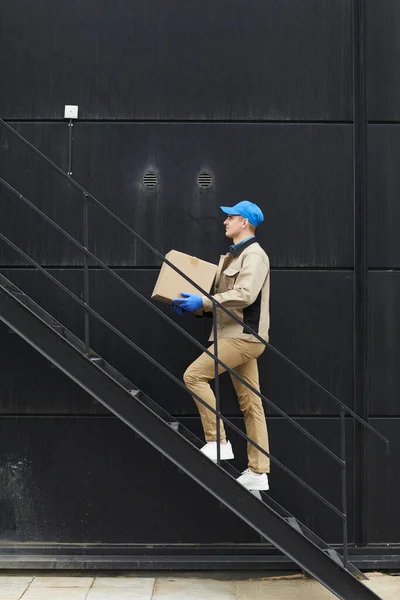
[197,171,213,189]
[142,172,158,189]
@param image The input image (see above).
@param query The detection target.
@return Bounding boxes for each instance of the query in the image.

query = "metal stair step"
[90,357,103,364]
[134,420,179,439]
[326,548,344,567]
[5,286,27,302]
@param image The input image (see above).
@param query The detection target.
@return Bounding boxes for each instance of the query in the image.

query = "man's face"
[224,214,247,239]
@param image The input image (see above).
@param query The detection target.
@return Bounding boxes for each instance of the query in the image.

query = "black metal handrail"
[0,230,344,519]
[0,117,389,448]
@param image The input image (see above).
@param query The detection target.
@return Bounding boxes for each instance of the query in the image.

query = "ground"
[0,571,398,599]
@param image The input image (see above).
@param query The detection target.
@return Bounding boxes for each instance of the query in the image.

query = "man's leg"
[183,338,253,442]
[229,343,270,474]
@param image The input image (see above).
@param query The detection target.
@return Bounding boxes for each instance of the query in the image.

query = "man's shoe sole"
[210,453,235,461]
[237,478,269,491]
[243,482,269,491]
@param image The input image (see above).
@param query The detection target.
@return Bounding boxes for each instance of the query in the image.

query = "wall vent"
[197,171,213,189]
[142,172,158,189]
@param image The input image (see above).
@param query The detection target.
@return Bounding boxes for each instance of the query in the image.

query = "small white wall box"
[64,105,78,119]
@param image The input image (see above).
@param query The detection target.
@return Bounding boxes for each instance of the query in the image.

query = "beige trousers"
[183,338,270,474]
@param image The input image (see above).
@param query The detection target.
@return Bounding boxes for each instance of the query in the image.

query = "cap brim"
[220,206,240,215]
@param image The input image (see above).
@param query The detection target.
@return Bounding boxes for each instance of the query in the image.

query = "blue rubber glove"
[172,292,204,312]
[171,304,188,316]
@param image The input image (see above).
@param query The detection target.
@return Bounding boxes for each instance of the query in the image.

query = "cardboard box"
[152,250,217,304]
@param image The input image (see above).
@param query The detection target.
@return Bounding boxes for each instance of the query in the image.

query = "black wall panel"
[369,272,400,416]
[0,322,101,416]
[0,0,397,562]
[0,416,259,544]
[268,271,354,415]
[0,123,83,267]
[366,419,400,544]
[368,126,400,267]
[0,123,353,268]
[263,418,355,544]
[367,1,400,121]
[0,1,352,121]
[0,416,353,545]
[72,123,353,268]
[1,269,353,417]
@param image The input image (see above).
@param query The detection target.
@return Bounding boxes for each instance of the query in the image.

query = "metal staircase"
[0,275,381,600]
[0,118,389,599]
[0,272,365,582]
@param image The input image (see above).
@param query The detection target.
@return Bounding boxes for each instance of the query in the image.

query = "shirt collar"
[229,236,257,257]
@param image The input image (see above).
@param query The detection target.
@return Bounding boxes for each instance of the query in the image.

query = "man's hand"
[172,292,203,312]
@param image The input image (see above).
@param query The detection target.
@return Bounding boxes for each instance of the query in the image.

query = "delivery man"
[172,201,270,491]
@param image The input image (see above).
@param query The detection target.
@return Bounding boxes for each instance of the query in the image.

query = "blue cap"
[220,200,264,227]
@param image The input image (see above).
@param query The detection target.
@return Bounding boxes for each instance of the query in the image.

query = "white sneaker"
[236,468,269,491]
[200,441,234,461]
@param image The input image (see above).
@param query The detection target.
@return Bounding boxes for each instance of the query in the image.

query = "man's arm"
[202,253,269,312]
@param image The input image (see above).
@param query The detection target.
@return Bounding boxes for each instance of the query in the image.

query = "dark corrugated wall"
[0,0,398,564]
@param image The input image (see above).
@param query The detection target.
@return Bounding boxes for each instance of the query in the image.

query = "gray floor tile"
[0,591,30,600]
[0,578,33,587]
[21,588,89,600]
[234,578,336,600]
[152,578,235,600]
[86,589,153,600]
[234,574,400,600]
[0,577,32,600]
[93,577,155,592]
[29,577,94,588]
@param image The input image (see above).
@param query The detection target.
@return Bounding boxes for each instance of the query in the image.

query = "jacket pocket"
[221,267,240,290]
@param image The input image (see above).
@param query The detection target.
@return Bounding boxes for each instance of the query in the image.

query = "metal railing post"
[67,119,73,177]
[83,193,90,355]
[341,406,348,568]
[213,303,221,466]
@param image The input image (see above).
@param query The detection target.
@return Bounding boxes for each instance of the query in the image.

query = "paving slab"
[29,576,94,588]
[87,589,153,600]
[0,591,30,600]
[234,573,400,600]
[365,574,400,600]
[0,571,397,600]
[235,577,339,600]
[92,578,154,590]
[0,577,33,587]
[0,577,33,600]
[152,577,235,600]
[87,577,155,599]
[21,588,89,600]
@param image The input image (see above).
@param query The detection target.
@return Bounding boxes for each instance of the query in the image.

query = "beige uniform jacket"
[201,238,270,343]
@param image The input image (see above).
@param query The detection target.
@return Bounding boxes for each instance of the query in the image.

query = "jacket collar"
[229,237,258,258]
